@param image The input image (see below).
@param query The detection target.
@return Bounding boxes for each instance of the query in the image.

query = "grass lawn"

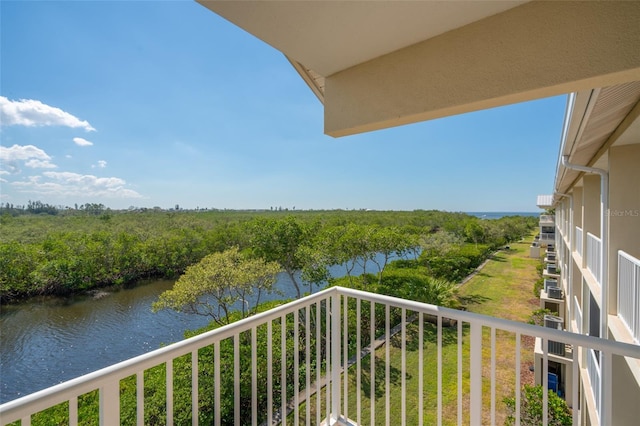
[288,235,541,425]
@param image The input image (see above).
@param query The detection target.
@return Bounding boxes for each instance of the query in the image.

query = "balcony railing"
[575,226,583,258]
[586,348,602,420]
[618,250,640,344]
[586,232,602,285]
[2,287,640,426]
[539,232,555,242]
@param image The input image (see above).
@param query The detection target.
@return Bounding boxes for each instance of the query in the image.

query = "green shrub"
[504,385,572,426]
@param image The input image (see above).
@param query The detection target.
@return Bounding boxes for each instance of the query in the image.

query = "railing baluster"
[572,342,579,426]
[385,303,390,426]
[542,338,548,426]
[437,315,442,426]
[214,341,221,426]
[343,295,348,422]
[294,310,299,426]
[490,328,496,426]
[167,359,173,426]
[252,326,257,426]
[69,396,77,426]
[356,298,361,426]
[602,351,612,426]
[325,298,330,423]
[457,319,462,426]
[370,301,375,426]
[330,292,341,423]
[418,312,424,426]
[305,306,311,426]
[470,322,482,424]
[99,379,119,426]
[316,301,321,426]
[281,314,287,426]
[515,333,520,426]
[401,307,406,426]
[267,320,273,426]
[137,370,144,425]
[234,335,240,426]
[192,351,198,426]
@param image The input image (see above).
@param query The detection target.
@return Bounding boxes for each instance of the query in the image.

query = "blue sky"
[1,1,565,212]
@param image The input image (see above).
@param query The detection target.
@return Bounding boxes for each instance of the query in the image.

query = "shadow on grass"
[458,294,491,307]
[359,354,405,399]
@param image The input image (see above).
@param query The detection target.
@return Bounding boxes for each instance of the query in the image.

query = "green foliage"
[420,243,491,282]
[0,209,535,301]
[152,248,281,325]
[504,385,572,426]
[528,308,553,326]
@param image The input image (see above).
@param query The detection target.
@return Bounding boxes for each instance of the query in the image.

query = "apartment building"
[535,85,640,425]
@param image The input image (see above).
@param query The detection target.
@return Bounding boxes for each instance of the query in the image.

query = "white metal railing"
[574,296,582,334]
[575,226,583,257]
[618,250,640,344]
[2,287,640,426]
[587,232,602,285]
[540,232,555,241]
[587,348,602,420]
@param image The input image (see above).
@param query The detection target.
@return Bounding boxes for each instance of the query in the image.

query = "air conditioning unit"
[532,242,539,247]
[544,279,558,292]
[547,264,557,274]
[547,253,556,261]
[544,314,565,356]
[548,287,563,300]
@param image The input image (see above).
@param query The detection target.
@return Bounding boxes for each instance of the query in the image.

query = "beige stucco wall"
[608,144,640,315]
[613,355,640,426]
[582,175,601,241]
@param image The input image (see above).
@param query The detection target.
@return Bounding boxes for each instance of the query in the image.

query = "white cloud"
[0,144,51,162]
[0,96,96,131]
[25,159,57,169]
[0,170,9,176]
[65,154,73,159]
[0,144,57,174]
[91,160,107,169]
[12,171,142,199]
[73,137,94,147]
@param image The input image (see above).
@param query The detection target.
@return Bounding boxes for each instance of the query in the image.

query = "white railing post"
[601,351,612,426]
[99,379,119,426]
[331,291,341,423]
[470,322,482,423]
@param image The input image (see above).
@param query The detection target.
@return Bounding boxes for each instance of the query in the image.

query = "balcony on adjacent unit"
[618,250,640,344]
[586,233,602,286]
[2,287,640,426]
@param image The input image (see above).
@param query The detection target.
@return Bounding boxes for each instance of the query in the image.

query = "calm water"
[466,212,538,219]
[0,261,372,403]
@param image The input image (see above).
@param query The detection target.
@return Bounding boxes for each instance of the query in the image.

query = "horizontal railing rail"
[3,287,640,426]
[618,250,640,344]
[586,232,602,285]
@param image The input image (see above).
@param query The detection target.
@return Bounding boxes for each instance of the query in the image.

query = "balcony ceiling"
[555,82,640,197]
[198,1,640,137]
[198,1,527,78]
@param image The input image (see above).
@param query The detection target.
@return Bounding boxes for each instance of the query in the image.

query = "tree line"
[0,209,536,302]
